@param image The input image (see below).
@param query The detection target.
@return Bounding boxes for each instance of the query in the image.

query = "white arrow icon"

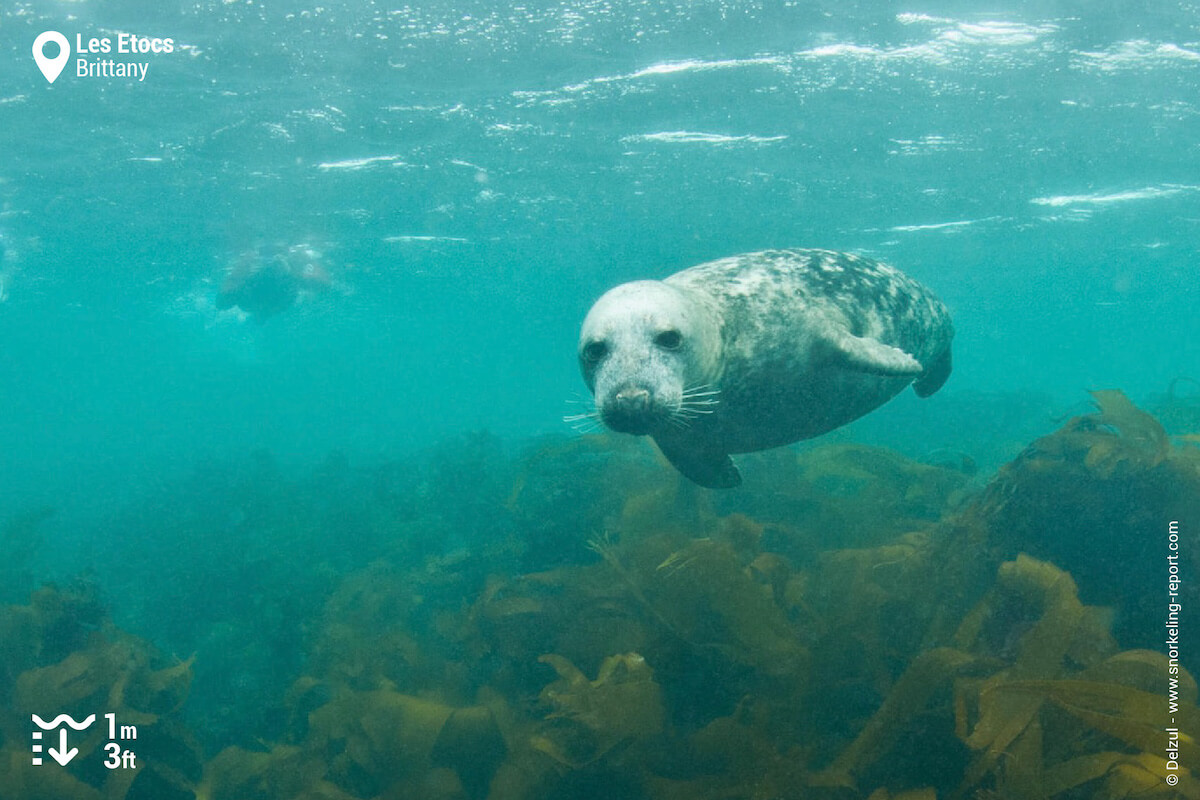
[32,31,70,84]
[47,728,78,766]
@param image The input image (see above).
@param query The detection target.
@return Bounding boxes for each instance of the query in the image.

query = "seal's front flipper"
[654,438,741,489]
[913,346,952,397]
[831,333,923,377]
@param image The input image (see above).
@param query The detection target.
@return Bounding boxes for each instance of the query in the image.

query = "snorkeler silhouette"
[216,244,332,322]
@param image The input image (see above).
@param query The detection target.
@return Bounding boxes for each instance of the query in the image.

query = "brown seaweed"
[531,652,665,768]
[0,390,1174,800]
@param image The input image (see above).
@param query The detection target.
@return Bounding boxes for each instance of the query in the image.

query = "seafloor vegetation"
[0,390,1197,799]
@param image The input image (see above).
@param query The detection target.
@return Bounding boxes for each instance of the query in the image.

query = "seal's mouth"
[601,386,664,435]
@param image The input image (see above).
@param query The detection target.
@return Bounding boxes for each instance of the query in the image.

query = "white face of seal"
[578,280,719,436]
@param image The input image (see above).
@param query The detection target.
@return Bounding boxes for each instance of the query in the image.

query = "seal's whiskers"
[563,398,602,434]
[681,385,720,409]
[566,418,602,434]
[677,385,720,421]
[666,414,692,430]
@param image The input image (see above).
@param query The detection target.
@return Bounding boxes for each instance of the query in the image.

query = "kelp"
[808,531,934,695]
[505,433,680,571]
[179,393,1195,800]
[717,442,972,551]
[590,518,810,679]
[1083,389,1171,474]
[200,687,506,800]
[980,389,1187,508]
[978,390,1171,516]
[1046,751,1200,800]
[309,688,505,798]
[987,678,1199,768]
[199,559,517,800]
[198,745,328,800]
[0,390,1176,800]
[1151,377,1200,437]
[188,394,1193,799]
[645,709,810,800]
[814,554,1200,800]
[532,652,665,768]
[955,389,1200,656]
[820,646,977,782]
[304,560,428,692]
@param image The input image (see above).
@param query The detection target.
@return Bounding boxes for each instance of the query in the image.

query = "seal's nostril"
[614,388,650,411]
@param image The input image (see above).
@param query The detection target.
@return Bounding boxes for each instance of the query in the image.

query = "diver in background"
[216,243,333,322]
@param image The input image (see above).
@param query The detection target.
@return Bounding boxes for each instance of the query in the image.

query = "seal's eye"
[582,341,608,362]
[655,329,683,350]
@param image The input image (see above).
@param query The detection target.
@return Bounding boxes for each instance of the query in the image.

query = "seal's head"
[578,280,721,435]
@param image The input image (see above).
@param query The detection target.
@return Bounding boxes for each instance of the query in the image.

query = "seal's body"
[577,249,954,488]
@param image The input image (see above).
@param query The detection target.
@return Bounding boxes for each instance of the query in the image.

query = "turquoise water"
[2,2,1196,507]
[1,2,1198,798]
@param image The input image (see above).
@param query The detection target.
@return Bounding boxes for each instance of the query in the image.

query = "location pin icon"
[33,31,70,84]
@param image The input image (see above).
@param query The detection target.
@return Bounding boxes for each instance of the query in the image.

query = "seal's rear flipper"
[832,333,924,377]
[913,346,952,397]
[655,439,742,489]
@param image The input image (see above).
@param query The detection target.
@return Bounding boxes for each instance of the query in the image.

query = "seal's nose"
[613,387,650,414]
[602,386,655,434]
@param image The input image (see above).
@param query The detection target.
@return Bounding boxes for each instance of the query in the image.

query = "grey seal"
[575,249,954,488]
